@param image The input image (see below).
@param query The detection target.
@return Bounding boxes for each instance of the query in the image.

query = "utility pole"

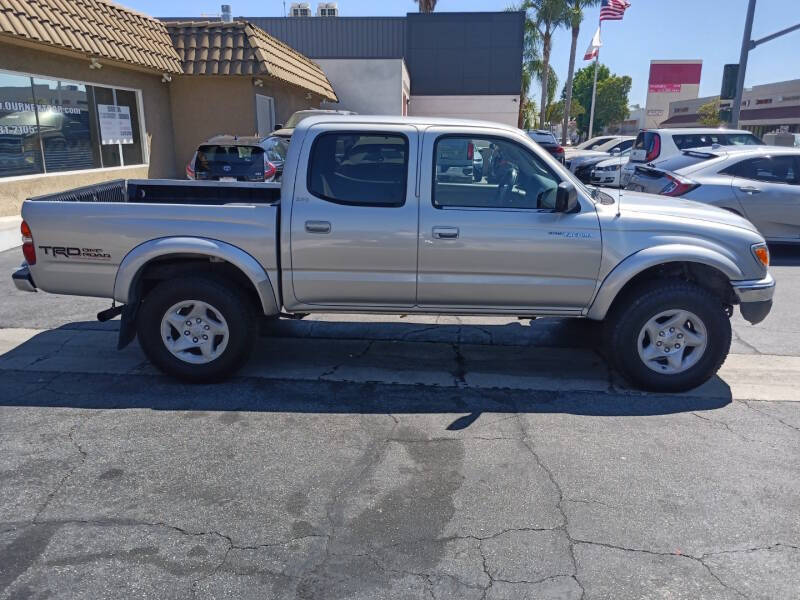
[588,55,599,138]
[731,0,756,127]
[731,0,800,127]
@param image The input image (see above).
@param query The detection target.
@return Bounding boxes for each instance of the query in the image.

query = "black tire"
[136,276,255,382]
[604,280,731,393]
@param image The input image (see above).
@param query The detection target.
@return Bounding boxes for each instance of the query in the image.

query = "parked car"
[565,137,634,184]
[590,149,632,188]
[13,115,774,392]
[436,137,479,183]
[567,135,618,155]
[186,135,288,182]
[526,130,565,163]
[621,128,764,187]
[271,109,357,140]
[625,145,800,243]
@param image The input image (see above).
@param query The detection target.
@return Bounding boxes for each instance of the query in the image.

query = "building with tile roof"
[0,1,337,219]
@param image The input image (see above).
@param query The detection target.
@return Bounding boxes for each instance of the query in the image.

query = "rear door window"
[731,155,799,184]
[308,132,409,206]
[722,133,764,146]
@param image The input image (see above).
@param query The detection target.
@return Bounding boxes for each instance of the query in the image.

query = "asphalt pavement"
[1,245,799,599]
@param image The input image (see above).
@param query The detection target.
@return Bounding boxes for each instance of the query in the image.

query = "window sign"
[98,104,133,145]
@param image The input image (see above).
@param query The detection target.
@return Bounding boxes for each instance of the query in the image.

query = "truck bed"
[22,179,280,301]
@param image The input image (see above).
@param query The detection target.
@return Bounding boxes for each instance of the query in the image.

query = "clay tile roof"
[0,0,183,73]
[166,20,338,102]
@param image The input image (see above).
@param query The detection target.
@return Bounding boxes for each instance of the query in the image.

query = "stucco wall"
[169,76,321,172]
[409,95,519,127]
[318,59,404,115]
[0,40,175,216]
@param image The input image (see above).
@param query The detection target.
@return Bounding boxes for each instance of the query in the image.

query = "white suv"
[621,128,763,187]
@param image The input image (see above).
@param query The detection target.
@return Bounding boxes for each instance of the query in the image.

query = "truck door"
[417,128,602,311]
[288,124,419,306]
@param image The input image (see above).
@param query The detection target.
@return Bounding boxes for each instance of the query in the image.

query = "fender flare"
[586,244,744,321]
[113,237,280,315]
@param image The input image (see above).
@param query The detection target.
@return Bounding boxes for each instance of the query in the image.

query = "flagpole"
[588,22,601,139]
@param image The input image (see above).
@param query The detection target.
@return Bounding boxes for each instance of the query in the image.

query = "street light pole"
[731,0,756,127]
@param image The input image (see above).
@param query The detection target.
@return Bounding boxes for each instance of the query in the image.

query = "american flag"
[599,0,630,22]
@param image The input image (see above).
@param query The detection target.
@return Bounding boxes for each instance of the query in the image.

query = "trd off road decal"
[38,246,111,261]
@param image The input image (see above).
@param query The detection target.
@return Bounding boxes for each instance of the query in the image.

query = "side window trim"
[306,130,411,208]
[431,133,562,212]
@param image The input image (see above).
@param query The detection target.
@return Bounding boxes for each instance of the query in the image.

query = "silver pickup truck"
[12,116,775,392]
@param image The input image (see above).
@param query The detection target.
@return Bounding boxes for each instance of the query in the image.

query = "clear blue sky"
[132,0,800,107]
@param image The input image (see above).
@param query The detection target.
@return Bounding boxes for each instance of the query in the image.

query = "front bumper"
[12,264,36,293]
[732,273,775,324]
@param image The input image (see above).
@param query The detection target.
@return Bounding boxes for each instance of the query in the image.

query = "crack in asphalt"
[569,538,751,599]
[32,412,94,524]
[741,400,800,434]
[318,339,376,379]
[513,413,587,600]
[691,411,752,442]
[732,330,762,355]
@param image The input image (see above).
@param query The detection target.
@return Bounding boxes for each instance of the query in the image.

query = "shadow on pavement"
[769,243,800,266]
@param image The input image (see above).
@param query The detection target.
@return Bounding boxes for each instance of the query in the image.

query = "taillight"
[264,156,277,181]
[21,220,35,265]
[186,153,196,180]
[467,142,474,160]
[660,173,698,197]
[645,133,661,163]
[554,146,564,155]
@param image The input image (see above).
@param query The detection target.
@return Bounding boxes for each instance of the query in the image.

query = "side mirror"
[555,181,578,213]
[610,148,621,155]
[274,123,284,130]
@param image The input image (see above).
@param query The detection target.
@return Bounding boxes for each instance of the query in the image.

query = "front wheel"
[605,281,731,392]
[137,277,255,382]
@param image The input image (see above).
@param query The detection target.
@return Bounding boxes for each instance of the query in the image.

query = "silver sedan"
[624,145,800,244]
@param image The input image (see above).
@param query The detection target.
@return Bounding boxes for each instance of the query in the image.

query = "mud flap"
[117,302,140,350]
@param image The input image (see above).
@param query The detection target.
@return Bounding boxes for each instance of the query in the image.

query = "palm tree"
[522,0,570,129]
[414,0,437,13]
[562,0,600,143]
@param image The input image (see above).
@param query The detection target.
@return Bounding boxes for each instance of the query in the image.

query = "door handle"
[432,226,459,239]
[739,186,762,194]
[305,220,331,234]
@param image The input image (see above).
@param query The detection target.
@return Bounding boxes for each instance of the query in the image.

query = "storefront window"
[0,70,146,179]
[32,77,99,172]
[0,73,44,177]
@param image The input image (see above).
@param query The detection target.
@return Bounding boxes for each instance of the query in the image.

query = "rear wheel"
[605,280,731,392]
[137,277,255,382]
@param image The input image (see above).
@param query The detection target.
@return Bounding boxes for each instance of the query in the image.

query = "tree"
[567,63,630,135]
[698,98,723,126]
[547,97,585,126]
[521,0,571,129]
[561,0,600,144]
[413,0,437,12]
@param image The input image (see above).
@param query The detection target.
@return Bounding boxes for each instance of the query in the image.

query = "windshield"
[527,131,557,144]
[284,111,331,129]
[264,137,288,162]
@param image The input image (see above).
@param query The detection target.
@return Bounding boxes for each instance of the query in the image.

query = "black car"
[186,135,288,182]
[526,130,565,163]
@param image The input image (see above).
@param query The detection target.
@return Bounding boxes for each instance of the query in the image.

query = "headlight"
[751,242,769,268]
